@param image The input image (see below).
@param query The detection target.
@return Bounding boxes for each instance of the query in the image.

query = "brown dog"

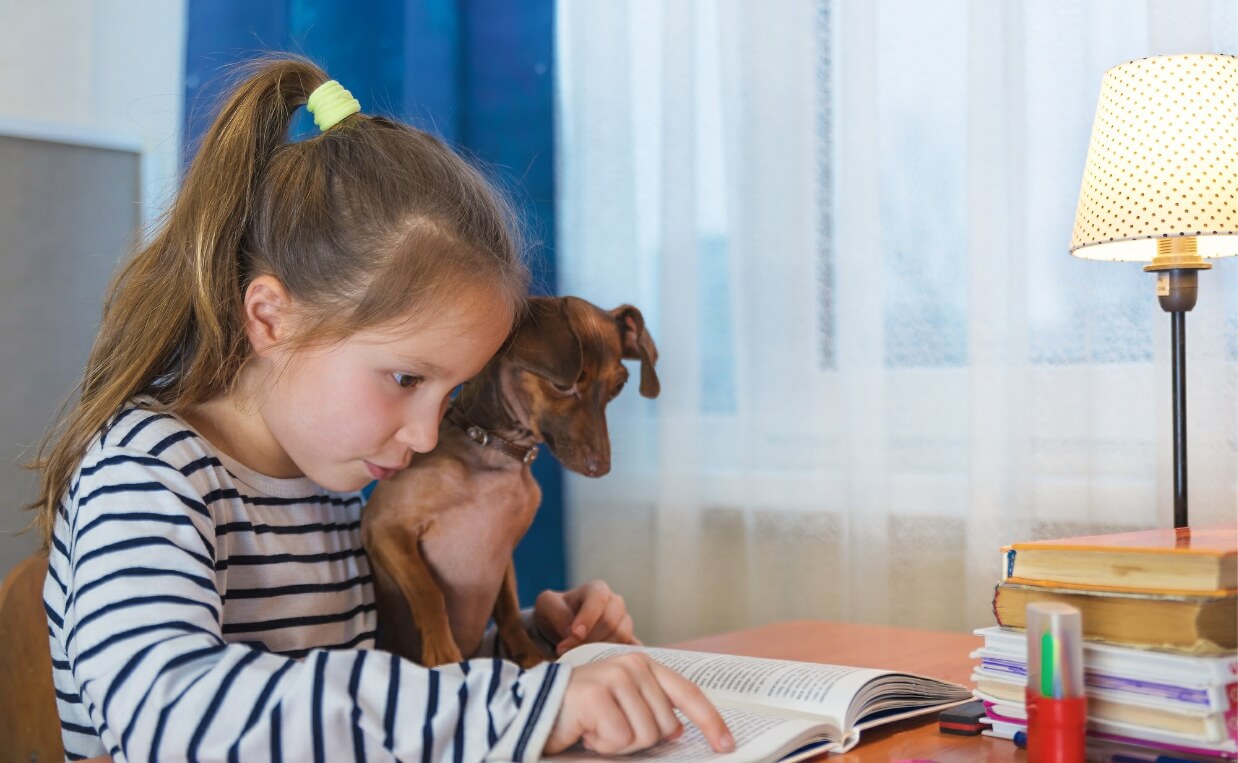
[361,296,659,667]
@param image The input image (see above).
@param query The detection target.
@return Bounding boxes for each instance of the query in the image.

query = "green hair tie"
[306,80,361,131]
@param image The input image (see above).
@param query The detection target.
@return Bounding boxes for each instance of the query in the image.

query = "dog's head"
[499,296,659,477]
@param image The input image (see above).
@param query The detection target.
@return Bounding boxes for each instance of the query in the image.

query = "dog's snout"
[582,456,611,477]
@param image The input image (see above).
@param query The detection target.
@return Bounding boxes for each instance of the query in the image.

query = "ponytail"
[26,56,328,545]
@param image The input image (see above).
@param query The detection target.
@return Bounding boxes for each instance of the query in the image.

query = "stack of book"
[970,524,1237,760]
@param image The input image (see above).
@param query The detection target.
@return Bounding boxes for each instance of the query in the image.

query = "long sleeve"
[45,438,570,763]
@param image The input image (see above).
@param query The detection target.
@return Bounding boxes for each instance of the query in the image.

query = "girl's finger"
[648,661,734,753]
[633,660,683,741]
[582,593,627,643]
[535,589,574,641]
[563,608,637,653]
[585,687,636,755]
[609,681,663,754]
[568,582,611,639]
[613,613,640,644]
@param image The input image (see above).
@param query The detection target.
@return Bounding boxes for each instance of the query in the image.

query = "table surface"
[669,620,1024,762]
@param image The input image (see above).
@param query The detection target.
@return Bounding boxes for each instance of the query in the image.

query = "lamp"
[1070,54,1238,528]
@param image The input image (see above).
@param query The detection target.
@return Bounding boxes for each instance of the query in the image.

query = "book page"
[557,644,886,723]
[545,704,844,763]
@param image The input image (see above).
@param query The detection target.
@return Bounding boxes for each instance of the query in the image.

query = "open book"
[548,643,973,762]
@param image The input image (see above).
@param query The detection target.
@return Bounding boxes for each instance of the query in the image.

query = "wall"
[0,1,187,580]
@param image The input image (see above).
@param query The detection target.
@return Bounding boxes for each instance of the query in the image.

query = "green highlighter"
[1025,602,1087,762]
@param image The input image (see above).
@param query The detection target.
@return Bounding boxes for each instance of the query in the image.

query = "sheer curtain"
[554,0,1238,645]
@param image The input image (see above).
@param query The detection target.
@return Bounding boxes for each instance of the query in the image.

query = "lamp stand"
[1168,307,1188,530]
[1145,239,1210,530]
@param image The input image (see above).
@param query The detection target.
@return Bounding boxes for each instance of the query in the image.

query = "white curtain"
[554,0,1238,645]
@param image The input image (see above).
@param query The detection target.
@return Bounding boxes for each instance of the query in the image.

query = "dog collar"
[447,408,540,465]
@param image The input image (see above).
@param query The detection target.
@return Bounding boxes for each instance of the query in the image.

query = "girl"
[30,56,733,762]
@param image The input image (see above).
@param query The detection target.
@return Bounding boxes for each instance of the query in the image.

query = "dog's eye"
[393,372,424,389]
[553,382,577,395]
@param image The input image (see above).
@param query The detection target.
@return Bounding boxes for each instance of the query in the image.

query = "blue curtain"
[183,0,565,604]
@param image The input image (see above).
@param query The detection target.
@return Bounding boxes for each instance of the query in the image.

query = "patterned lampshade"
[1070,53,1238,262]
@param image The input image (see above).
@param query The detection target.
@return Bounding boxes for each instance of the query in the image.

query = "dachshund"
[361,296,659,667]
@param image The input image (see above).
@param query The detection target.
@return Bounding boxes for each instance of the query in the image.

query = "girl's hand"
[545,652,735,756]
[534,580,640,656]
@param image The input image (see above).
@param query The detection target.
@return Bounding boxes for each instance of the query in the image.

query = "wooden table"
[671,620,1023,762]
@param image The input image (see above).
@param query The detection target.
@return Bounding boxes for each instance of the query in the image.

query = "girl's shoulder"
[91,395,211,466]
[63,397,226,521]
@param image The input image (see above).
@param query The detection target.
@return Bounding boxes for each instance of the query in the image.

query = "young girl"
[31,56,733,762]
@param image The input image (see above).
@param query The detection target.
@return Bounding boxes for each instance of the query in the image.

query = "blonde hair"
[27,54,530,545]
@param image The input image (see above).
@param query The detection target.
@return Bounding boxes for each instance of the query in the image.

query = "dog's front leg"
[369,523,463,667]
[494,562,549,668]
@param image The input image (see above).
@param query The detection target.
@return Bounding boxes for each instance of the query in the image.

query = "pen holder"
[1025,692,1087,763]
[1025,602,1086,763]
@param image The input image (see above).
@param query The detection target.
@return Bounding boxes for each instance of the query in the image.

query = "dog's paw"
[501,630,551,669]
[508,648,548,669]
[420,639,465,667]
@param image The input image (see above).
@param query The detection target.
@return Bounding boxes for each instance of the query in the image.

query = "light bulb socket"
[1153,269,1201,312]
[1144,238,1211,312]
[1143,237,1213,272]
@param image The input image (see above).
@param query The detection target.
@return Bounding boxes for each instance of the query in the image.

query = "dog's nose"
[582,456,610,477]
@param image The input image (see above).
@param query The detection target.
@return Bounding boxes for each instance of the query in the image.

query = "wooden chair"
[0,552,65,762]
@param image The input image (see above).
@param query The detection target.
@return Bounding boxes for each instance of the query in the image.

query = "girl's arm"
[49,445,569,763]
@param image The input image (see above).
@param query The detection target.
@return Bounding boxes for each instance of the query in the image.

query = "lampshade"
[1070,53,1238,263]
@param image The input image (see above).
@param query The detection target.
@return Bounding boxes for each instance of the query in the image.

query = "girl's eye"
[553,382,577,395]
[393,372,424,389]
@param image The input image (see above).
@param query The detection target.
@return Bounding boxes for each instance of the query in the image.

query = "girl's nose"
[395,412,440,454]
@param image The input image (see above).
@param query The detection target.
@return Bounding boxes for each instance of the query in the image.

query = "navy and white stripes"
[44,400,570,762]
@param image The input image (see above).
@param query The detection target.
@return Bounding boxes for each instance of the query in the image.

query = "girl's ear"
[243,274,294,357]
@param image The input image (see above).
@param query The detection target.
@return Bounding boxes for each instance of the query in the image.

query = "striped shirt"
[43,399,570,762]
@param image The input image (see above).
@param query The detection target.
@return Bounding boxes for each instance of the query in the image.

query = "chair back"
[0,552,65,762]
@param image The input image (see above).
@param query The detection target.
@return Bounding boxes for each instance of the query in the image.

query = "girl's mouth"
[364,461,399,480]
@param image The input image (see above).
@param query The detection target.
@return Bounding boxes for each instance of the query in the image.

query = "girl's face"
[261,283,514,492]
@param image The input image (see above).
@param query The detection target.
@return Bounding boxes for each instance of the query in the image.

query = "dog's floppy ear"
[609,305,660,398]
[505,296,583,388]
